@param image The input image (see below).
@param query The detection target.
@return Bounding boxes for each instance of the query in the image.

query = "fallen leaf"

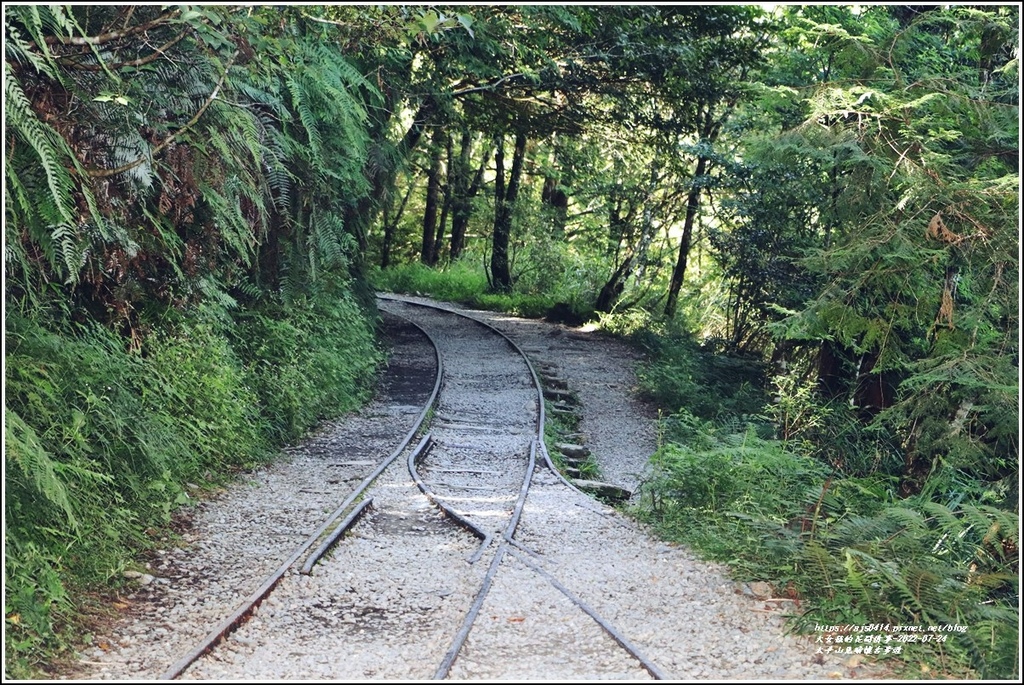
[7,614,20,625]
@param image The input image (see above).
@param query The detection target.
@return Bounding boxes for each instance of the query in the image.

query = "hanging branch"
[84,50,239,178]
[38,10,180,47]
[65,30,189,71]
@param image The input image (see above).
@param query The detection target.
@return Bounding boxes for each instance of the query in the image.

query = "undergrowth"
[370,261,594,323]
[3,288,379,677]
[634,341,1019,679]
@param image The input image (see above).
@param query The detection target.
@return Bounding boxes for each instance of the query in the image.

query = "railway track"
[133,296,662,679]
[382,297,664,680]
[75,296,872,681]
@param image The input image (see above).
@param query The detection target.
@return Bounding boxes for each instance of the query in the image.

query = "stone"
[571,479,632,503]
[556,443,590,459]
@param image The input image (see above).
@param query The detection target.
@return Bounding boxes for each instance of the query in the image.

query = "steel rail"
[159,309,443,680]
[378,297,548,679]
[505,546,667,680]
[407,437,489,542]
[299,497,374,575]
[432,442,536,680]
[379,295,668,681]
[377,294,589,496]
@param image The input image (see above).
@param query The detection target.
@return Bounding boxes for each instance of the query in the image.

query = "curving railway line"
[71,295,882,681]
[158,296,662,679]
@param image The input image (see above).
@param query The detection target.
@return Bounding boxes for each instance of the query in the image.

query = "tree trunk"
[490,130,526,293]
[594,193,632,312]
[595,255,633,313]
[664,153,709,318]
[346,96,434,257]
[450,131,490,261]
[420,126,443,265]
[541,138,569,236]
[379,177,414,269]
[431,130,454,263]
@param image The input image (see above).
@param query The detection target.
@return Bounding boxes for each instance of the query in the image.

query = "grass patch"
[636,410,1019,679]
[370,261,594,323]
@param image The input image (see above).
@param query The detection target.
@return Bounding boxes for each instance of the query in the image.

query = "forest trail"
[66,298,888,681]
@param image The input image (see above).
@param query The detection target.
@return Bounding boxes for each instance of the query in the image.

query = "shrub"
[639,414,1019,678]
[370,261,488,305]
[232,289,379,443]
[637,335,768,422]
[4,286,379,674]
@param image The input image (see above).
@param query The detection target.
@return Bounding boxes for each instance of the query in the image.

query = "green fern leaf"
[4,410,78,528]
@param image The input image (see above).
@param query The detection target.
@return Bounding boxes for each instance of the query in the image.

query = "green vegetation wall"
[4,6,383,674]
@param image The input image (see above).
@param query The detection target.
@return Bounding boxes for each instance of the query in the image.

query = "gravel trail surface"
[63,311,438,679]
[65,296,889,680]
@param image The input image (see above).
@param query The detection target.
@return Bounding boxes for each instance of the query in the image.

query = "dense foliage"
[5,4,1018,678]
[369,5,1018,678]
[4,6,382,675]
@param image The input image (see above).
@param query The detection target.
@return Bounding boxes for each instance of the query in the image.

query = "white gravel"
[63,296,892,681]
[460,307,658,493]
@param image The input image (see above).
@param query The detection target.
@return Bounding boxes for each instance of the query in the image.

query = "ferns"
[199,182,258,265]
[5,6,387,674]
[832,500,1018,677]
[4,67,76,226]
[4,410,78,528]
[641,412,1018,678]
[285,72,324,160]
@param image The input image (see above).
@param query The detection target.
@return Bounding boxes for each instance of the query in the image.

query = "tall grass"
[370,259,595,321]
[4,288,378,676]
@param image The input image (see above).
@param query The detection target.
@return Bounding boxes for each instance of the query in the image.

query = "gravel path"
[63,296,890,680]
[63,312,438,679]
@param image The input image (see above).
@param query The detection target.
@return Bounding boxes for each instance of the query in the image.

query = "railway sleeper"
[540,374,569,390]
[556,443,590,459]
[572,479,633,505]
[543,387,577,404]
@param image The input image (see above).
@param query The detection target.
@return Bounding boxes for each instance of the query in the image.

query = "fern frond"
[799,539,837,588]
[883,505,928,533]
[38,5,76,40]
[285,72,323,161]
[4,410,78,528]
[5,6,64,80]
[842,548,878,606]
[311,42,378,100]
[4,19,54,77]
[4,66,76,228]
[235,79,289,119]
[920,500,964,534]
[200,182,257,265]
